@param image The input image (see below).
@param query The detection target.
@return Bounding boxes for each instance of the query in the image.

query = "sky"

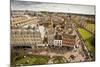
[11,0,95,15]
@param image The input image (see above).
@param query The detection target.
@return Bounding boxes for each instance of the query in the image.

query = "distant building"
[11,16,38,28]
[54,32,62,46]
[62,34,76,47]
[47,28,54,46]
[43,33,48,46]
[38,25,46,41]
[11,10,25,15]
[11,28,42,47]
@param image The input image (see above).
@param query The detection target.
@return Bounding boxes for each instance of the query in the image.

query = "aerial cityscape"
[11,0,95,66]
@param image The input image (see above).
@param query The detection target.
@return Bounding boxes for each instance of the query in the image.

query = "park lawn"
[53,56,66,64]
[85,41,95,53]
[86,24,95,29]
[16,57,33,65]
[15,55,50,65]
[78,28,92,40]
[86,24,95,32]
[78,28,95,58]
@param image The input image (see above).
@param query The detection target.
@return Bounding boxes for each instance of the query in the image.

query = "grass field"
[15,55,50,65]
[53,56,67,64]
[78,28,95,59]
[86,24,95,29]
[86,24,95,33]
[78,28,92,40]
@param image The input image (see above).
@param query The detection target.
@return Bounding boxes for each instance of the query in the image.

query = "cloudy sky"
[11,0,95,15]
